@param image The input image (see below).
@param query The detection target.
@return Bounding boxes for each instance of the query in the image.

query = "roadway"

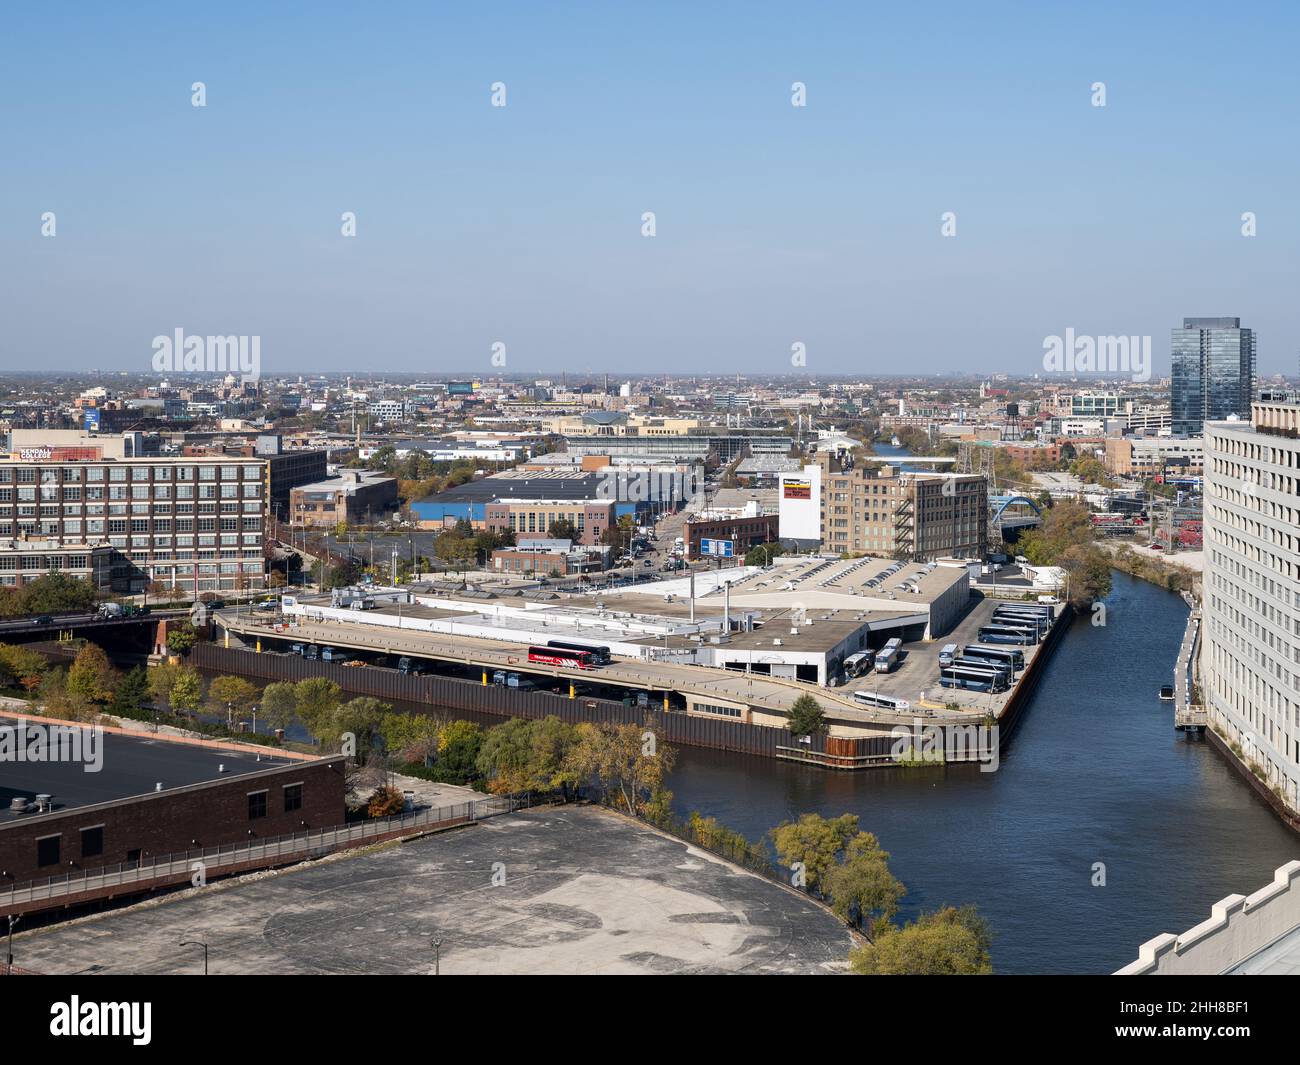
[214,610,963,731]
[0,608,189,635]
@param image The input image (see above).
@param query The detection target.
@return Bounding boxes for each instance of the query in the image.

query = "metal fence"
[0,794,515,910]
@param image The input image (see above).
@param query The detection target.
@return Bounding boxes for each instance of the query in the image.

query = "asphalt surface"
[13,806,854,975]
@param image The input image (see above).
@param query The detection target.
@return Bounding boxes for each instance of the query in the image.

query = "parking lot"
[841,596,1050,710]
[13,806,853,976]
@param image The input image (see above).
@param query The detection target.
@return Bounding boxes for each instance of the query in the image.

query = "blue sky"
[3,1,1298,377]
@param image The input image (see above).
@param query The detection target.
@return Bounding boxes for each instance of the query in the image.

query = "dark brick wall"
[0,756,346,887]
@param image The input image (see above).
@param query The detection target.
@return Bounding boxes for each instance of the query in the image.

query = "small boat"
[1158,685,1175,701]
[890,435,901,448]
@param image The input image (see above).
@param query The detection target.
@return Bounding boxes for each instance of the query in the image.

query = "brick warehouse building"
[0,717,345,891]
[3,429,268,594]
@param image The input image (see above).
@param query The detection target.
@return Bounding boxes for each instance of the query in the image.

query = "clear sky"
[3,1,1298,378]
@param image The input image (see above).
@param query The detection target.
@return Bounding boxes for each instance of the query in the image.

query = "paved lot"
[14,807,853,975]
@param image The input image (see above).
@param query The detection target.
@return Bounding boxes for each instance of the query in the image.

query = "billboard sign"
[778,465,822,542]
[700,538,734,558]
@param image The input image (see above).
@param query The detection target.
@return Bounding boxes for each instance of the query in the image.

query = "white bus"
[843,651,874,679]
[874,638,902,674]
[852,690,911,711]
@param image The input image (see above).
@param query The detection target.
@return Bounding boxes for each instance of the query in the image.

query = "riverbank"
[661,572,1300,973]
[1105,542,1200,597]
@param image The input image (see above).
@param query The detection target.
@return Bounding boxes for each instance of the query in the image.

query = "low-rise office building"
[290,470,399,528]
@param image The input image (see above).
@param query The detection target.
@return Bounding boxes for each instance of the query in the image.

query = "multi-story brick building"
[3,430,267,594]
[484,499,616,545]
[817,451,987,560]
[289,470,399,528]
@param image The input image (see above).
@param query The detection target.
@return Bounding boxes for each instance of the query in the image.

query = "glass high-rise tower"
[1170,317,1256,435]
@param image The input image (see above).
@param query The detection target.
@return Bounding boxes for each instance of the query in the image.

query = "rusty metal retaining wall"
[191,643,900,765]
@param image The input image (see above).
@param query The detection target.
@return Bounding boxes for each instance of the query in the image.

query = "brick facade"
[0,756,346,888]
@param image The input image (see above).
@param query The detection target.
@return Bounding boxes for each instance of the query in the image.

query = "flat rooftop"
[12,806,853,974]
[0,717,304,822]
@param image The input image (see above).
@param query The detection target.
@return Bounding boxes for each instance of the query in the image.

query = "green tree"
[329,696,390,759]
[11,572,97,617]
[849,905,992,975]
[547,517,579,541]
[476,717,538,794]
[744,542,784,567]
[824,833,906,930]
[168,666,203,717]
[379,711,443,765]
[108,665,150,718]
[207,675,259,723]
[769,812,860,897]
[294,677,343,741]
[437,719,485,782]
[66,642,118,706]
[260,681,299,731]
[787,694,827,738]
[166,625,197,656]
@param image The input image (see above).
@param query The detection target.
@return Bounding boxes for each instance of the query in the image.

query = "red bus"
[527,645,594,669]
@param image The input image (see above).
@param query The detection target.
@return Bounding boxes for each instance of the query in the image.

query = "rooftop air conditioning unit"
[773,638,783,646]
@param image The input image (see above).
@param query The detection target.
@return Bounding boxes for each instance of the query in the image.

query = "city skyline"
[5,2,1300,377]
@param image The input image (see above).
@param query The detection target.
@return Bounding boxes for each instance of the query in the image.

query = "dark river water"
[663,570,1300,974]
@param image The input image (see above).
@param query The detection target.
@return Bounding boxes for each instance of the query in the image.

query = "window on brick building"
[248,790,268,819]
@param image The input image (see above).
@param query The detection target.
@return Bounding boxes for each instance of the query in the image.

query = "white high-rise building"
[1202,401,1300,810]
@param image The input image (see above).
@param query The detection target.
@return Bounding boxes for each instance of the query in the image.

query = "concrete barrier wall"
[1115,860,1300,974]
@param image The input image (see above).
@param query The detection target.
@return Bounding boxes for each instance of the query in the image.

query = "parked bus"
[938,643,959,668]
[527,645,595,669]
[977,625,1037,646]
[962,644,1025,670]
[952,656,1010,683]
[993,607,1051,627]
[985,616,1043,637]
[547,640,611,665]
[843,651,875,679]
[940,665,1008,693]
[992,613,1049,638]
[874,637,903,674]
[988,619,1044,642]
[852,690,911,711]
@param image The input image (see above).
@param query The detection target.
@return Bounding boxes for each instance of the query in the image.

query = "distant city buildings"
[1171,317,1256,435]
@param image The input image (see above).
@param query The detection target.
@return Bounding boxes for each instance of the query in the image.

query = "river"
[663,570,1299,973]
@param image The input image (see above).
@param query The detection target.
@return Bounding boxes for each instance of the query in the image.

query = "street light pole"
[7,914,19,975]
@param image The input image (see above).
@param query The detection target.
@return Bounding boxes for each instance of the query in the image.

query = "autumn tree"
[849,905,992,975]
[207,675,259,725]
[66,642,118,706]
[565,720,676,816]
[769,812,861,897]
